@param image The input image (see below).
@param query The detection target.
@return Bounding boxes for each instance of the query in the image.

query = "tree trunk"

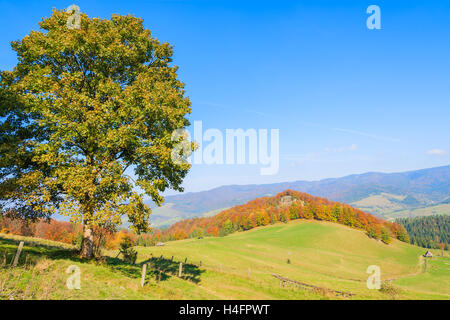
[80,224,94,259]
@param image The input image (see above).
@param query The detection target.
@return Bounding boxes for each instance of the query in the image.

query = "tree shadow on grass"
[104,255,204,284]
[0,237,79,268]
[1,238,204,285]
[103,256,142,279]
[0,237,72,254]
[146,256,204,284]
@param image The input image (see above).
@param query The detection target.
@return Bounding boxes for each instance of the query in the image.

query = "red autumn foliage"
[0,211,152,249]
[0,213,82,245]
[152,190,409,244]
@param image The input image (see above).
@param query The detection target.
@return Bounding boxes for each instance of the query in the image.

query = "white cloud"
[324,144,358,153]
[427,149,447,156]
[285,144,358,167]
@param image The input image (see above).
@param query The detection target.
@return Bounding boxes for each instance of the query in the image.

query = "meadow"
[0,220,448,300]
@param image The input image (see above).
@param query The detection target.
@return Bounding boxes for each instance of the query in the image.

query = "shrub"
[119,234,137,264]
[366,226,382,241]
[381,228,392,244]
[75,231,83,250]
[380,281,401,299]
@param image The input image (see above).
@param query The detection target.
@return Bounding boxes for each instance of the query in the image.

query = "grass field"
[351,193,450,221]
[0,220,448,300]
[383,204,450,221]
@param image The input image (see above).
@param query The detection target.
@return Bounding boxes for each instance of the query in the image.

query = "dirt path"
[386,255,426,282]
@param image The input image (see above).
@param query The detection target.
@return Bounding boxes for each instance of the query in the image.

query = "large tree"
[0,9,194,258]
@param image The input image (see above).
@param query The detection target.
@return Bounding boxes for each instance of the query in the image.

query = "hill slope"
[149,165,450,227]
[153,190,409,244]
[1,220,448,300]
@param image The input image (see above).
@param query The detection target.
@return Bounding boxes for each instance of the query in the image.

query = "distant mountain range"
[148,165,450,227]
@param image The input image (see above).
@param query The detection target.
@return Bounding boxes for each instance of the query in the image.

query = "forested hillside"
[396,215,449,250]
[152,190,409,244]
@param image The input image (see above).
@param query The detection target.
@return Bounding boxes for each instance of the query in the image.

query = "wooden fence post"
[200,261,202,267]
[140,263,147,287]
[184,257,187,263]
[12,241,24,267]
[178,262,183,277]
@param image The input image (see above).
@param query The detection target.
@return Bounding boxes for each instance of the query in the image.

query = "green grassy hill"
[1,220,448,300]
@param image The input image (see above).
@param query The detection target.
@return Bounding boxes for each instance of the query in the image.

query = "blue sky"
[1,0,449,194]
